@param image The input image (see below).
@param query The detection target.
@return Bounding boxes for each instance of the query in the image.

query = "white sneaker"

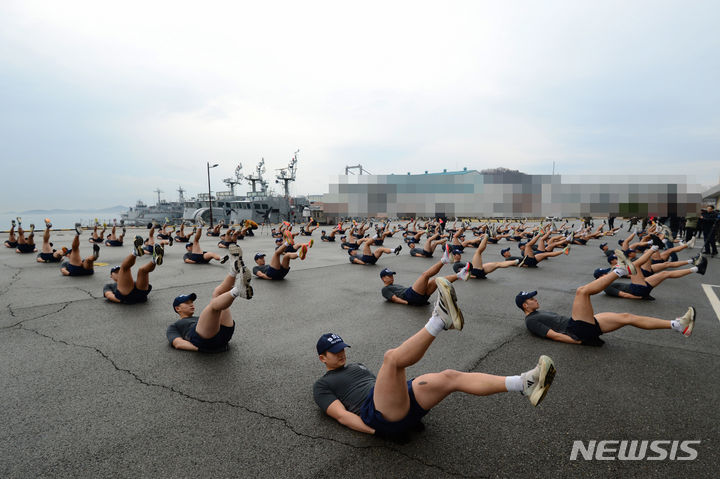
[457,262,471,281]
[441,243,451,264]
[433,277,463,330]
[522,355,556,407]
[228,244,243,257]
[613,249,636,275]
[677,306,695,337]
[687,237,696,248]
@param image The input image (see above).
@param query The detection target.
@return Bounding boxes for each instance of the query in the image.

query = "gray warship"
[121,188,186,226]
[182,152,310,225]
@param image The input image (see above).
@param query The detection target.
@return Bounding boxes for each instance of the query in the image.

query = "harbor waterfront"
[1,222,718,478]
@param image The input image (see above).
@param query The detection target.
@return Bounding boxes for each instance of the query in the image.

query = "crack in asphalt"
[1,302,70,330]
[465,330,526,372]
[0,263,22,296]
[16,324,479,478]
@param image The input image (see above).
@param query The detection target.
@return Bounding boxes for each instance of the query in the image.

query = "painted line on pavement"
[701,284,720,323]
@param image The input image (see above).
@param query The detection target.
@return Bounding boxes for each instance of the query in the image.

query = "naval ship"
[121,187,186,226]
[182,152,310,225]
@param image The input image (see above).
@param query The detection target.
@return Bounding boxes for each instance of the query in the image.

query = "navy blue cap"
[254,252,266,261]
[110,265,120,273]
[501,247,510,256]
[451,247,463,255]
[515,290,537,309]
[185,242,193,248]
[380,268,396,278]
[172,293,197,312]
[607,254,617,264]
[599,243,607,249]
[317,333,350,355]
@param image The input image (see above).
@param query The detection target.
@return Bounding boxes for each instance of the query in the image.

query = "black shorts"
[322,236,335,242]
[567,317,604,344]
[360,254,378,264]
[5,241,18,248]
[16,243,36,253]
[487,238,499,244]
[521,256,538,267]
[157,233,171,240]
[207,231,220,237]
[628,282,653,297]
[115,285,152,304]
[89,237,104,243]
[105,239,123,247]
[267,266,290,280]
[576,238,588,245]
[143,245,153,254]
[373,239,384,246]
[63,262,93,276]
[403,288,429,306]
[218,240,234,247]
[185,252,210,264]
[174,236,190,242]
[471,267,486,279]
[188,323,235,352]
[360,380,429,436]
[38,252,60,263]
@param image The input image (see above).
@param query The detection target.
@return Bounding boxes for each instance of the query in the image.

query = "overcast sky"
[1,0,718,210]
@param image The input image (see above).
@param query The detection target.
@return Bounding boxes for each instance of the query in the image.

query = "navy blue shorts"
[105,239,123,247]
[521,256,538,267]
[184,252,210,264]
[207,231,220,237]
[403,288,429,306]
[373,239,384,246]
[487,238,499,243]
[38,252,60,263]
[143,245,153,254]
[360,380,429,436]
[471,267,486,279]
[17,243,36,253]
[267,266,290,280]
[5,241,18,247]
[361,254,378,265]
[567,317,603,342]
[157,233,171,240]
[174,236,190,242]
[115,285,152,304]
[628,282,653,297]
[188,323,235,352]
[218,240,234,247]
[322,236,335,242]
[641,267,653,278]
[64,262,93,276]
[576,238,588,245]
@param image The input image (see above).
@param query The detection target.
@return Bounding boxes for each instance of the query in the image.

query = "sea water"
[0,212,124,230]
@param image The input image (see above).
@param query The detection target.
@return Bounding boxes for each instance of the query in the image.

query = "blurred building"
[321,168,702,220]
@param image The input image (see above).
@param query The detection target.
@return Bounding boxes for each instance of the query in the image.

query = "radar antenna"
[275,149,299,198]
[222,163,244,196]
[246,158,266,194]
[153,188,163,205]
[177,186,186,203]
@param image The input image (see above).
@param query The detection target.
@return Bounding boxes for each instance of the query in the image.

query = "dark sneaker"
[433,277,464,330]
[153,244,164,265]
[92,243,100,259]
[133,236,144,256]
[650,234,664,248]
[45,218,52,228]
[522,355,556,407]
[691,253,702,265]
[220,255,230,264]
[168,236,174,246]
[696,256,707,275]
[75,223,82,236]
[394,244,402,255]
[677,306,695,337]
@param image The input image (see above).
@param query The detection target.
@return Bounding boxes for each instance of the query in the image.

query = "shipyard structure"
[320,168,703,220]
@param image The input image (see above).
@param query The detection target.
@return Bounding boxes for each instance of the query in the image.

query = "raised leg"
[195,274,237,338]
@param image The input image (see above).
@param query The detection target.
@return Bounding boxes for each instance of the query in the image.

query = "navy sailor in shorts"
[103,241,163,304]
[167,247,253,352]
[314,289,557,437]
[516,265,697,346]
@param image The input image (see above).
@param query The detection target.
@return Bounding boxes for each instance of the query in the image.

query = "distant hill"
[17,206,128,214]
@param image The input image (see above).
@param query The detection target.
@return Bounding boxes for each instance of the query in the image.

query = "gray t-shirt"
[253,264,270,276]
[525,310,570,338]
[313,363,376,414]
[166,316,198,344]
[381,284,408,301]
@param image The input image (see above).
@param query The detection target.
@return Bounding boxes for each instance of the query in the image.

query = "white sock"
[687,259,693,264]
[228,270,237,277]
[132,249,139,257]
[670,319,682,332]
[613,267,627,277]
[690,266,698,273]
[425,315,445,337]
[505,375,523,392]
[651,245,659,251]
[229,286,239,298]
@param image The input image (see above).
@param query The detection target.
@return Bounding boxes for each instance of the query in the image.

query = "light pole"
[207,162,219,228]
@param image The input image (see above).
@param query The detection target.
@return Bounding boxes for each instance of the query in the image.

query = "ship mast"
[177,186,186,203]
[276,149,299,198]
[223,164,244,196]
[153,188,163,205]
[246,158,266,195]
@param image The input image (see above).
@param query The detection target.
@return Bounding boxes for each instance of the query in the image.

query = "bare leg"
[194,274,237,338]
[192,228,203,253]
[373,247,392,259]
[41,228,52,253]
[595,312,671,333]
[571,273,620,324]
[535,250,563,261]
[410,261,444,295]
[203,252,222,262]
[68,235,83,266]
[645,269,693,288]
[413,370,508,411]
[116,253,137,295]
[270,242,288,269]
[135,261,156,290]
[482,260,518,274]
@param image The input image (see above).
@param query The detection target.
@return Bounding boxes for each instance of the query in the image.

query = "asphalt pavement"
[1,224,719,478]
